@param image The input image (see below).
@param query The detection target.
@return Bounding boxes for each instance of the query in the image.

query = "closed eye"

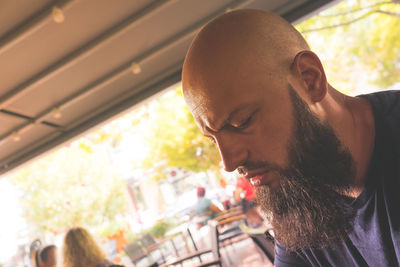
[235,112,255,129]
[204,135,216,143]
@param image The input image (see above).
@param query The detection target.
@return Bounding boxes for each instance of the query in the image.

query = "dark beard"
[255,86,356,251]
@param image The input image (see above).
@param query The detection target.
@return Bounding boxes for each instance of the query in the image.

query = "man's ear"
[291,50,328,103]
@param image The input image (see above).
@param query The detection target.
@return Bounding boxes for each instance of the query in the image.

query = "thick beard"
[256,86,356,251]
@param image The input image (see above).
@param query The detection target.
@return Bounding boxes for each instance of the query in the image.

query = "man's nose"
[215,135,248,172]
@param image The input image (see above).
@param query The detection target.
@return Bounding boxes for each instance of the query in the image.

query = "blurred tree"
[296,0,400,92]
[137,88,221,180]
[8,140,129,237]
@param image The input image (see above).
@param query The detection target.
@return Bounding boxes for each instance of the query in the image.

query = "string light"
[131,62,142,74]
[52,6,65,23]
[12,131,21,142]
[52,107,62,119]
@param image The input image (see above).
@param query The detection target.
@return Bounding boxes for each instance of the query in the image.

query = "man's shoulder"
[362,90,400,191]
[359,90,400,117]
[360,90,400,137]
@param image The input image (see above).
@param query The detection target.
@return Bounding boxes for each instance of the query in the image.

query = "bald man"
[182,9,400,266]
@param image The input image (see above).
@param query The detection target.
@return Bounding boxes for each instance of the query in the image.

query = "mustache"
[237,161,285,175]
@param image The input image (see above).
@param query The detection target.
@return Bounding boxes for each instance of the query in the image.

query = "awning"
[0,0,338,175]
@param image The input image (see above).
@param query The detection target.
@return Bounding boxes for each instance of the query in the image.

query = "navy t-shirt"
[274,90,400,267]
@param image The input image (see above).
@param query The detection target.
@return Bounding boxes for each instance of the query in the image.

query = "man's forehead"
[183,86,222,130]
[183,85,207,111]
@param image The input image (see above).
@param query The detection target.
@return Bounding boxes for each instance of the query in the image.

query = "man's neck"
[344,95,375,198]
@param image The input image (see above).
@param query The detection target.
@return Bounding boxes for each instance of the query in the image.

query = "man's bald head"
[182,9,310,108]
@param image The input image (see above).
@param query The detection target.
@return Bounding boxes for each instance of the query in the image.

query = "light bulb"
[131,62,142,74]
[52,6,65,23]
[52,107,62,119]
[12,131,21,142]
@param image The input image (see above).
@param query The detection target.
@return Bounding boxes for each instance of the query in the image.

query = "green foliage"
[125,231,138,243]
[137,88,220,179]
[296,0,400,91]
[8,140,129,237]
[146,219,174,238]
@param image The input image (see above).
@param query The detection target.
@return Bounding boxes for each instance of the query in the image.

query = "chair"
[140,233,166,262]
[215,213,249,264]
[123,241,149,266]
[217,214,248,246]
[214,206,247,244]
[214,206,244,222]
[166,226,199,258]
[214,206,246,243]
[140,233,158,249]
[160,220,222,267]
[239,223,275,263]
[124,237,164,267]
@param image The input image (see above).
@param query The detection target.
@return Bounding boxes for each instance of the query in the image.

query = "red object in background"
[236,177,256,201]
[197,186,206,197]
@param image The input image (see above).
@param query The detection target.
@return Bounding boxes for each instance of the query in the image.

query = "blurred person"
[39,245,57,267]
[29,239,42,267]
[62,226,124,267]
[234,177,264,227]
[234,176,256,204]
[194,186,223,228]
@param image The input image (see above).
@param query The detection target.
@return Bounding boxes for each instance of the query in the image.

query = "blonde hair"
[62,226,107,267]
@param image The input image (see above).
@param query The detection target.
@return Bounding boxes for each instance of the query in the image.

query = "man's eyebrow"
[205,105,250,133]
[204,118,229,134]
